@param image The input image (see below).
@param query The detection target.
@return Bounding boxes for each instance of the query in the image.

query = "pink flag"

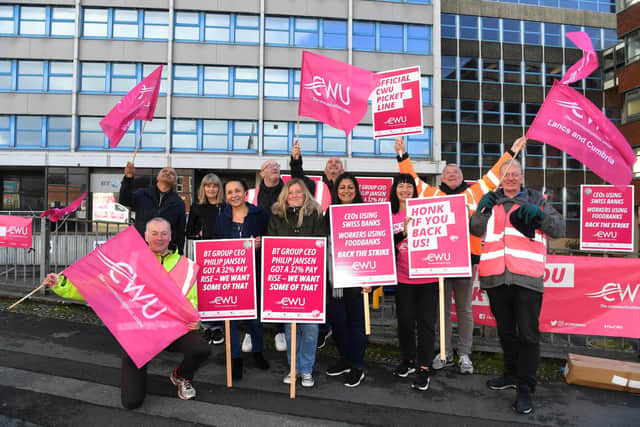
[40,191,87,222]
[526,81,635,186]
[560,32,598,85]
[100,65,163,148]
[63,226,199,368]
[298,51,377,135]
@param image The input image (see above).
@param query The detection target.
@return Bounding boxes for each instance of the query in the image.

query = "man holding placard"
[470,157,564,415]
[395,136,526,374]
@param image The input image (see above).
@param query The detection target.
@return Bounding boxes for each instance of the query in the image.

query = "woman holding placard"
[267,178,325,387]
[325,173,371,388]
[389,173,438,391]
[213,179,270,380]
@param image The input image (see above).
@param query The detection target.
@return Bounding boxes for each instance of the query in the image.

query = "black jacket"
[119,177,186,254]
[186,201,223,239]
[267,207,325,237]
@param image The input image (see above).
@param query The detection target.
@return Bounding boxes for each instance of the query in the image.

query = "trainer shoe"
[487,375,517,390]
[210,327,224,345]
[458,354,474,374]
[241,333,252,352]
[393,360,416,378]
[431,354,454,370]
[512,386,534,414]
[283,373,292,384]
[317,328,332,349]
[275,332,287,352]
[411,368,431,391]
[170,368,196,400]
[301,373,315,387]
[344,368,365,387]
[326,361,351,376]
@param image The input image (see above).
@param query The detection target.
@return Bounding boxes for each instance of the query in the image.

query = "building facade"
[0,0,620,239]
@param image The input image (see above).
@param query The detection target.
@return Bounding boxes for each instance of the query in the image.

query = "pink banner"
[357,177,393,204]
[41,191,87,222]
[372,66,423,138]
[100,65,163,148]
[194,239,257,321]
[330,202,396,288]
[0,215,32,249]
[261,237,326,323]
[580,185,634,252]
[560,32,598,85]
[453,256,640,338]
[63,226,199,368]
[406,195,472,278]
[299,51,377,135]
[526,81,635,186]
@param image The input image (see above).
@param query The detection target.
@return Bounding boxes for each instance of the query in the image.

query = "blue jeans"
[229,319,264,359]
[327,289,367,369]
[284,323,319,374]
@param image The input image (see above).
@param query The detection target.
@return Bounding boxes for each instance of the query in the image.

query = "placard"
[194,239,257,321]
[580,185,634,252]
[358,177,393,204]
[372,66,423,138]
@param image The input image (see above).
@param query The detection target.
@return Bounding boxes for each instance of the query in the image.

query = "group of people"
[42,135,564,416]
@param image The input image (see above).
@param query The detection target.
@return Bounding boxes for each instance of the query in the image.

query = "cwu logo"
[304,76,351,105]
[585,283,640,303]
[384,116,407,126]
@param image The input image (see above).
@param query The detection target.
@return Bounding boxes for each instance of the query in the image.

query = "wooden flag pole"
[290,322,296,399]
[131,120,147,164]
[363,292,371,335]
[8,283,46,310]
[438,277,446,362]
[225,320,232,388]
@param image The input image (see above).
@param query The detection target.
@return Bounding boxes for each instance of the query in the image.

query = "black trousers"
[327,289,367,369]
[120,331,211,409]
[486,284,543,392]
[395,283,438,367]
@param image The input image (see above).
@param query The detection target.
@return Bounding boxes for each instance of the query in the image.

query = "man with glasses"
[470,156,564,415]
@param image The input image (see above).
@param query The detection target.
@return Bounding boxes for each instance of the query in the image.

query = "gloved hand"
[477,191,498,212]
[516,204,544,225]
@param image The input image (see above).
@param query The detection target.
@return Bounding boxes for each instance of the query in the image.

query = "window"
[172,119,198,150]
[544,23,562,47]
[503,102,522,127]
[407,24,430,54]
[19,6,46,36]
[299,122,320,152]
[323,20,347,49]
[202,120,228,150]
[442,98,457,123]
[175,11,200,41]
[441,14,456,39]
[233,68,258,97]
[203,66,229,96]
[525,103,540,125]
[263,121,289,152]
[79,117,105,148]
[47,116,71,148]
[503,61,522,85]
[234,15,259,44]
[627,30,640,64]
[603,29,618,49]
[48,62,73,91]
[321,124,344,153]
[459,15,478,40]
[460,100,478,124]
[0,115,10,147]
[205,13,230,42]
[482,59,500,83]
[545,63,563,86]
[380,23,403,52]
[81,62,107,92]
[140,118,165,150]
[232,121,257,151]
[461,142,479,166]
[406,129,432,159]
[525,62,542,86]
[625,88,640,122]
[352,125,375,155]
[442,56,457,80]
[265,16,289,45]
[584,26,601,50]
[460,57,478,81]
[481,17,499,42]
[113,9,138,39]
[17,61,44,91]
[353,21,375,50]
[111,63,137,93]
[143,10,168,40]
[16,116,42,147]
[173,65,198,95]
[525,142,543,169]
[264,68,289,98]
[294,18,318,48]
[524,21,541,45]
[482,101,501,125]
[482,141,502,168]
[421,76,432,105]
[51,7,75,37]
[0,60,11,90]
[442,140,457,165]
[142,64,167,95]
[83,9,108,37]
[0,5,16,35]
[502,19,521,44]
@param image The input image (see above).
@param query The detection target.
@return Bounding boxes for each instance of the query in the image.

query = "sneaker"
[242,333,253,352]
[393,360,416,378]
[301,373,315,387]
[210,328,224,345]
[344,368,365,387]
[275,332,287,352]
[487,375,517,390]
[512,386,534,414]
[253,352,270,370]
[283,373,292,384]
[458,354,474,374]
[317,329,332,349]
[170,368,196,400]
[411,368,431,391]
[326,361,351,376]
[431,354,454,370]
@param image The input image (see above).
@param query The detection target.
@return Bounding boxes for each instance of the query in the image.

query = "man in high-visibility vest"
[42,217,210,409]
[470,157,564,415]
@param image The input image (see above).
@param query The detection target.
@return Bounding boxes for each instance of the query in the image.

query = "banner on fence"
[580,185,634,252]
[0,215,32,249]
[194,239,257,321]
[452,256,640,338]
[330,202,396,288]
[261,237,326,323]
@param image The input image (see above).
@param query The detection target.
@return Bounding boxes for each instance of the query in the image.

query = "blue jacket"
[213,202,269,240]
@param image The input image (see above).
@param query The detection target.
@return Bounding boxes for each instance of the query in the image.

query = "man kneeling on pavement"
[42,217,210,409]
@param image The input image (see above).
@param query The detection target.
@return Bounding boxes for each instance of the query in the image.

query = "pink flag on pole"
[40,191,87,222]
[560,32,598,85]
[526,81,635,186]
[100,65,163,148]
[63,226,199,368]
[298,51,377,135]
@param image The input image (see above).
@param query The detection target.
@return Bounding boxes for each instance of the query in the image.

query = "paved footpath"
[0,311,638,426]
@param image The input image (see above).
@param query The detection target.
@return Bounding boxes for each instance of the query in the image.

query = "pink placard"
[0,215,32,249]
[330,203,397,288]
[357,177,393,204]
[372,66,423,138]
[261,236,326,323]
[406,195,472,278]
[453,256,640,338]
[580,185,634,252]
[193,239,257,321]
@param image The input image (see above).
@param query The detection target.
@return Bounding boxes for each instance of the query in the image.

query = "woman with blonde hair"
[267,178,325,387]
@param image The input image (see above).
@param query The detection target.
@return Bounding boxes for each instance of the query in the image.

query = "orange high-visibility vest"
[479,204,546,278]
[169,256,199,296]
